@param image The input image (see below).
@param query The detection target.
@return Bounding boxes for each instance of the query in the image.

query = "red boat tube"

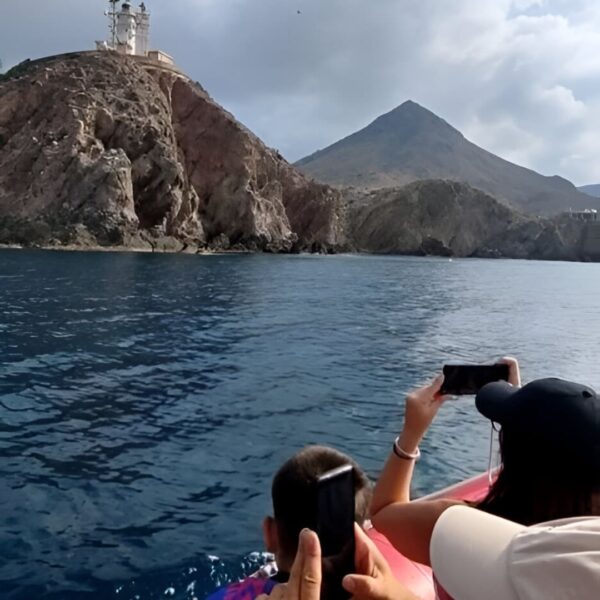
[368,472,492,600]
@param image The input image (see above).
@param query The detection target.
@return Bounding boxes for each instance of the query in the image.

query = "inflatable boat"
[367,472,491,600]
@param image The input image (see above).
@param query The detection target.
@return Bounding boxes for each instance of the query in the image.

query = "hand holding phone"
[441,364,510,395]
[402,374,446,446]
[261,526,418,600]
[316,465,355,600]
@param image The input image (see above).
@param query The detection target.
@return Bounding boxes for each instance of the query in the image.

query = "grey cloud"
[1,0,598,184]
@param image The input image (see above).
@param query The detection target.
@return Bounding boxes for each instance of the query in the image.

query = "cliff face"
[347,180,584,261]
[0,53,591,262]
[0,52,345,252]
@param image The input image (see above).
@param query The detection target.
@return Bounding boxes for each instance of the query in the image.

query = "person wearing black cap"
[475,377,600,525]
[370,358,600,576]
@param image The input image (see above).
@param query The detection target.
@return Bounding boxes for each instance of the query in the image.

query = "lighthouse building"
[135,5,150,56]
[96,0,173,64]
[115,2,138,55]
[96,2,172,64]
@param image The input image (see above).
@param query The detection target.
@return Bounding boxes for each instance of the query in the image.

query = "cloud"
[1,0,599,184]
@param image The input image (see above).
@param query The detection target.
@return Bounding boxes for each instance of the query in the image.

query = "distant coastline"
[1,52,599,263]
[0,242,253,256]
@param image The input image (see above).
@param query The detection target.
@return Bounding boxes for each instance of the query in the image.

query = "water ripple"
[1,251,600,599]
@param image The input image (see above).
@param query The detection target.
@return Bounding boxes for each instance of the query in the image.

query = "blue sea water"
[1,250,599,600]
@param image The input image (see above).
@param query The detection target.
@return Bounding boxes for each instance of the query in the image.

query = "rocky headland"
[0,52,344,253]
[346,180,585,260]
[0,52,598,261]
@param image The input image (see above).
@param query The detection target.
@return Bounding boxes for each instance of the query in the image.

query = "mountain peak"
[381,99,435,118]
[371,100,460,136]
[295,101,596,215]
[396,99,428,112]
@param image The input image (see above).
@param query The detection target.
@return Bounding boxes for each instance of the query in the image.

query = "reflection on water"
[1,250,600,599]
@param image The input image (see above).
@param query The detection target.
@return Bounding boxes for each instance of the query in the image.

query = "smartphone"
[316,464,355,600]
[441,363,509,395]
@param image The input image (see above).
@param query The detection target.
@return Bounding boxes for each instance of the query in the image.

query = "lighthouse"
[96,1,174,65]
[97,2,151,57]
[116,2,137,55]
[135,3,150,56]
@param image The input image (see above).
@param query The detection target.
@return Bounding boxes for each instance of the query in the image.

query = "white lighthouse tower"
[135,3,150,56]
[97,2,150,56]
[96,2,173,65]
[115,2,137,55]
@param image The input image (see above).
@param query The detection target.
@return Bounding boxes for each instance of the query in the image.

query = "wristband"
[393,436,421,460]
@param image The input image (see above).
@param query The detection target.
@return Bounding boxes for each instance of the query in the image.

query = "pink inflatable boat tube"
[367,472,491,600]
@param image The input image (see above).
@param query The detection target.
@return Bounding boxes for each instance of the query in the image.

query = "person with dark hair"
[370,357,600,572]
[207,446,372,600]
[473,376,600,524]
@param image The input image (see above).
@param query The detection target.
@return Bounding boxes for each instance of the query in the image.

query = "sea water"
[1,250,599,599]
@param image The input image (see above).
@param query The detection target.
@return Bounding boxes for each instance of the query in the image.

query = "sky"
[1,0,599,185]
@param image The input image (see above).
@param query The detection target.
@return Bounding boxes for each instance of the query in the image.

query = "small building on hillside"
[566,209,598,222]
[147,50,175,66]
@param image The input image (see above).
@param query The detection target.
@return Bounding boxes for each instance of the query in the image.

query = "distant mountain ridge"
[579,184,600,198]
[2,55,599,262]
[296,101,597,216]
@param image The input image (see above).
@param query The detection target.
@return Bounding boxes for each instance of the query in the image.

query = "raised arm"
[371,375,462,565]
[371,375,445,513]
[371,358,522,565]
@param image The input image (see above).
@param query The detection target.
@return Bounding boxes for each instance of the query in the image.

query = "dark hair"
[477,427,600,525]
[271,446,372,559]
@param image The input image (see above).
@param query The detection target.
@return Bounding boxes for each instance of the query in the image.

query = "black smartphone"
[441,364,509,395]
[316,464,355,600]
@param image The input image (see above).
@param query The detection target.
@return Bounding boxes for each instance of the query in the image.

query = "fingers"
[354,524,390,575]
[499,356,521,387]
[299,529,321,600]
[287,528,321,600]
[410,374,445,401]
[343,574,417,600]
[431,373,447,400]
[431,373,444,388]
[346,528,416,600]
[343,573,381,598]
[353,523,375,577]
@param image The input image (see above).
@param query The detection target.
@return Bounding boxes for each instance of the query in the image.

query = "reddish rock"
[0,52,345,252]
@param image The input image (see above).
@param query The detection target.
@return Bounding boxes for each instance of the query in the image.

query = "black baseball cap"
[476,378,600,470]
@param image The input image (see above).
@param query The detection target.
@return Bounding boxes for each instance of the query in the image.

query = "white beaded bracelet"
[393,436,421,460]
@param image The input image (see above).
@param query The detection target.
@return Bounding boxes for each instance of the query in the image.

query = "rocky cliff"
[0,53,593,262]
[347,180,585,261]
[0,52,345,252]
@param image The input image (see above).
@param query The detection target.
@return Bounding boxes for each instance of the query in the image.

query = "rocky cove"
[0,51,598,261]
